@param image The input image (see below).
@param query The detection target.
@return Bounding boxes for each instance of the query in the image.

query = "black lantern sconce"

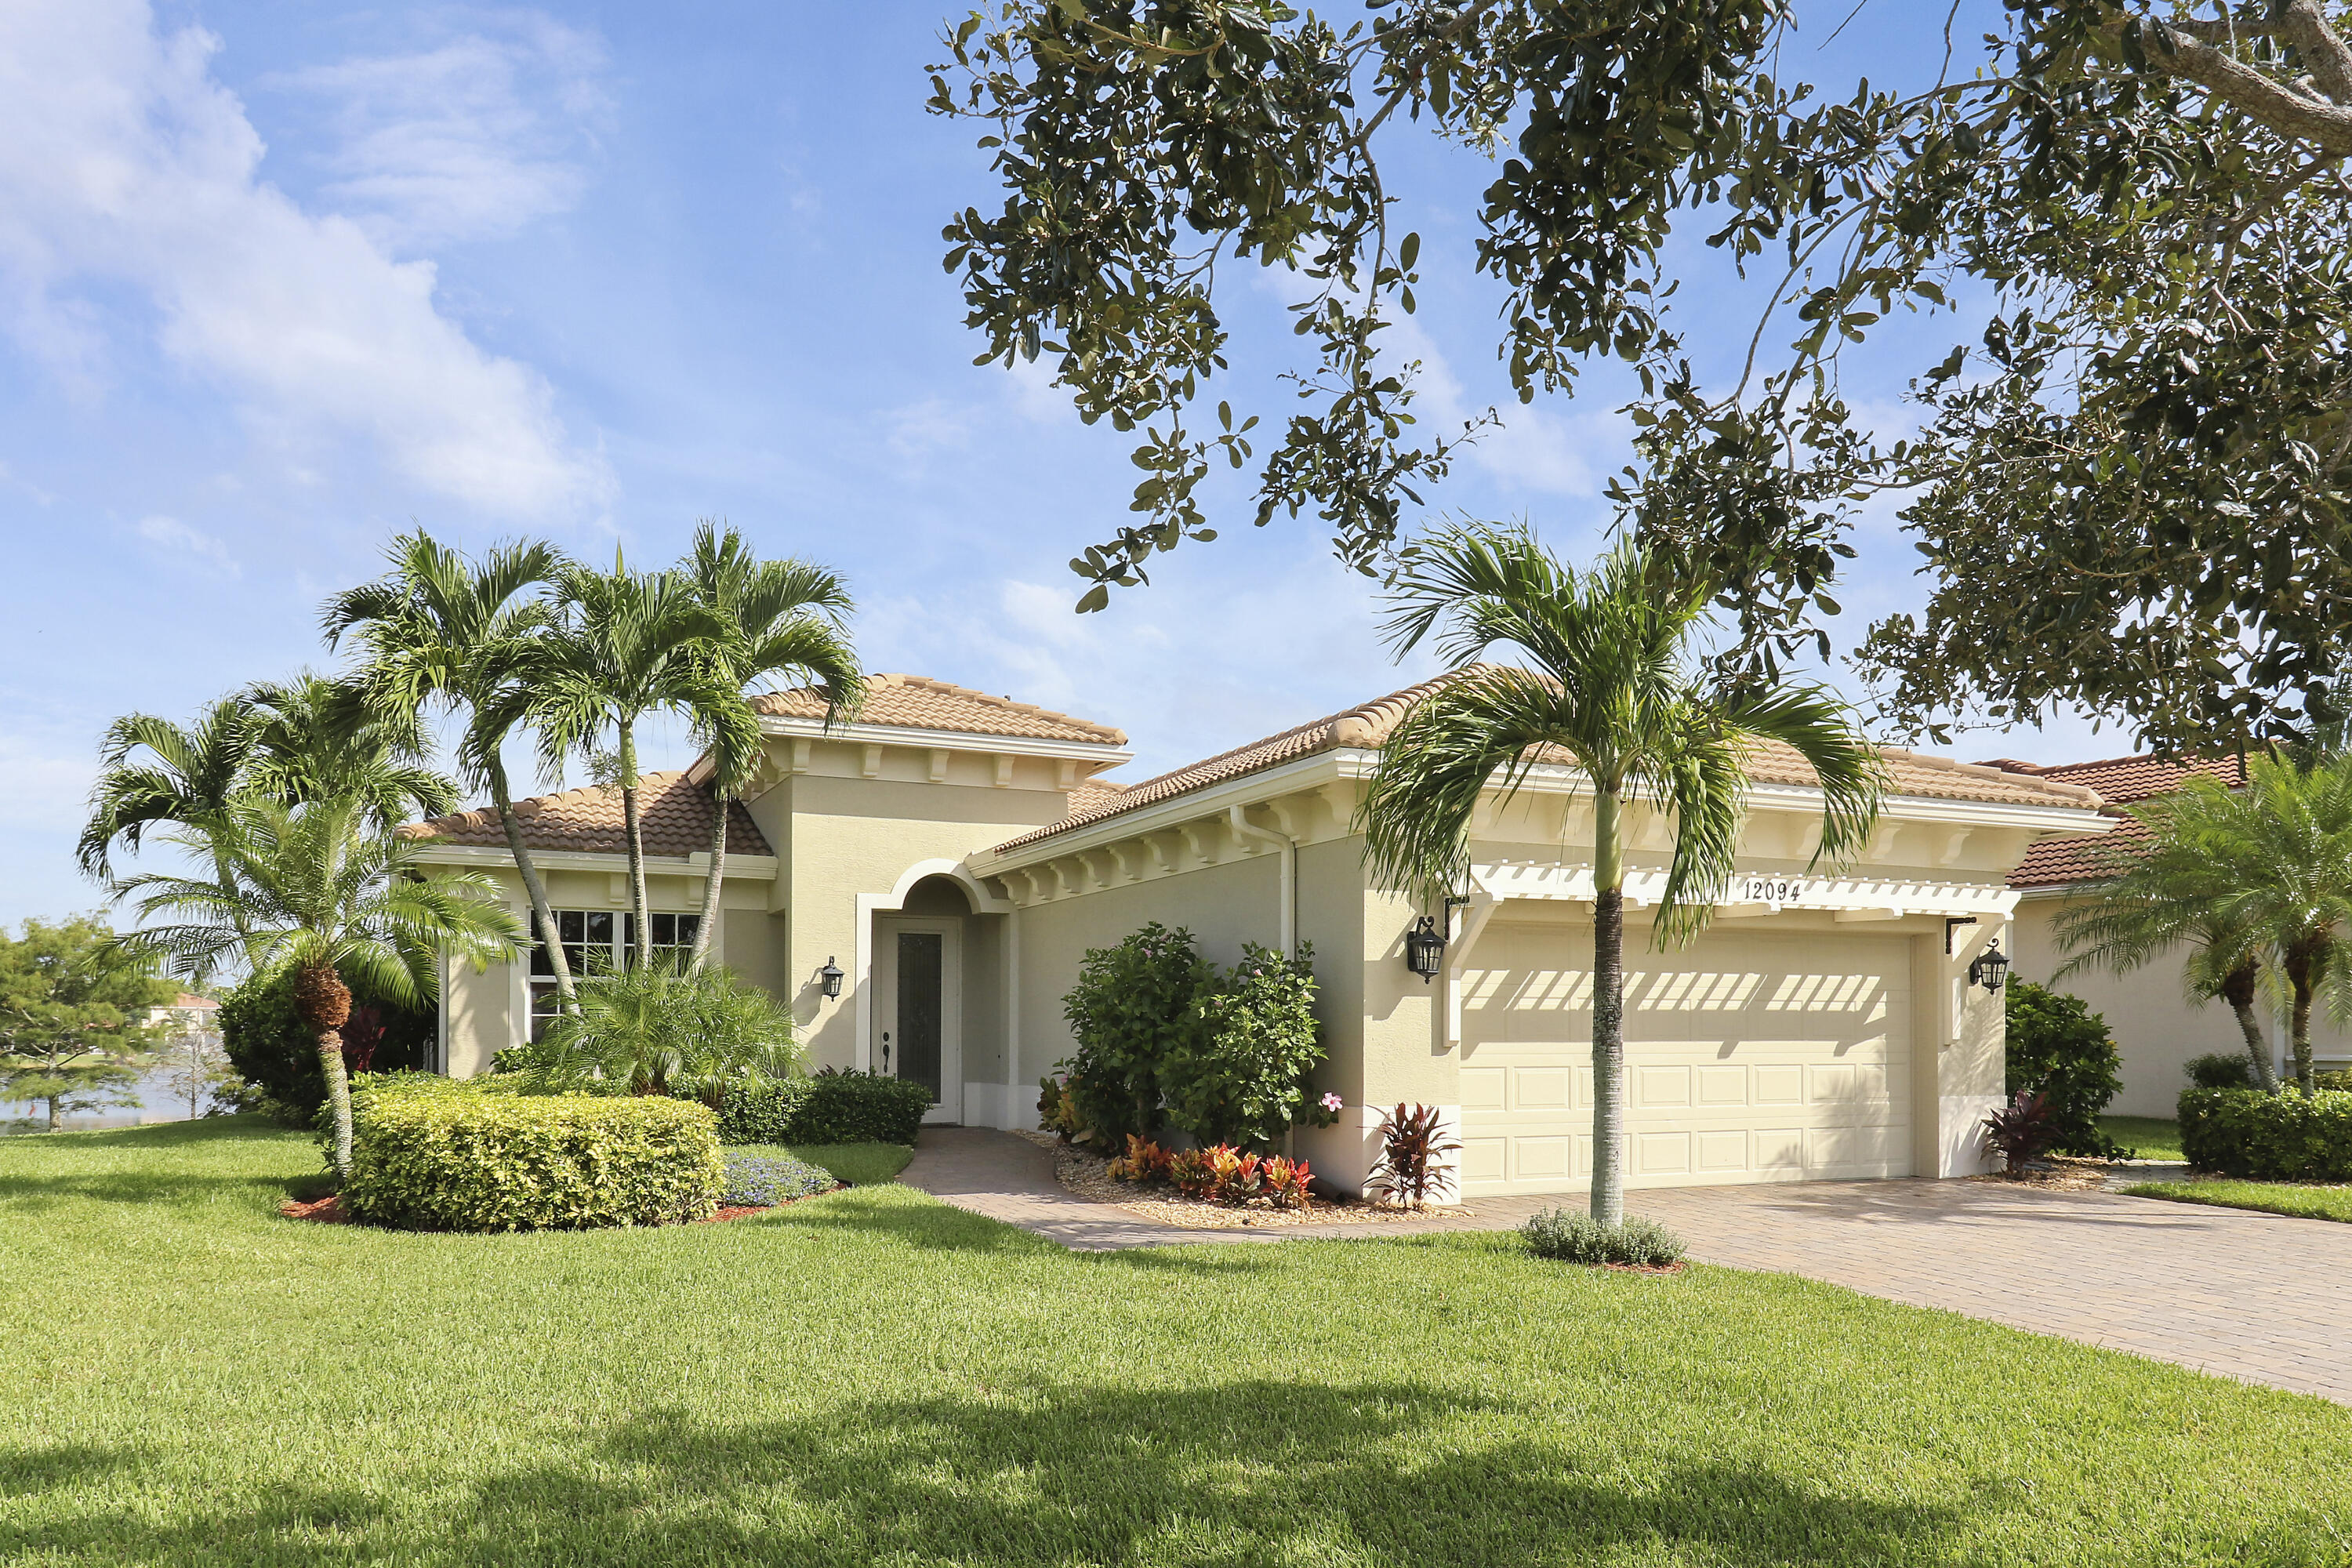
[1404,915,1447,984]
[818,956,844,1000]
[1968,940,2012,994]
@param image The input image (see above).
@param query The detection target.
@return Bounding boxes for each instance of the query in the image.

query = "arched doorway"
[875,874,973,1123]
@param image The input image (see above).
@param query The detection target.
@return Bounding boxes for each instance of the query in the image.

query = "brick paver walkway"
[900,1128,2352,1404]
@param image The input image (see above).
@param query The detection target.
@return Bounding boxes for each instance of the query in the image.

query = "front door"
[875,918,961,1124]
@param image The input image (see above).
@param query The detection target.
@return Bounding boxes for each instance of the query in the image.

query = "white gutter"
[1225,804,1297,956]
[751,714,1131,768]
[405,844,780,880]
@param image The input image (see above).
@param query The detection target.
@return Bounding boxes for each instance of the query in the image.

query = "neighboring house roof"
[993,668,2103,855]
[399,771,772,858]
[1978,752,2244,805]
[1990,750,2247,890]
[169,993,219,1011]
[752,672,1127,746]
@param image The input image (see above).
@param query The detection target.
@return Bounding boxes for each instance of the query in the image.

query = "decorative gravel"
[1014,1130,1474,1229]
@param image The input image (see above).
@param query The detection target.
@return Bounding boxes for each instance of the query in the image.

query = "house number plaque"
[1739,877,1806,903]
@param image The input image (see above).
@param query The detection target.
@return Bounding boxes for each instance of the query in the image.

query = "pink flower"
[1320,1092,1344,1112]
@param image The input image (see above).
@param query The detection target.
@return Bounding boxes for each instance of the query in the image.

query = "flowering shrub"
[1160,942,1325,1149]
[721,1151,835,1207]
[1061,924,1210,1145]
[1109,1134,1311,1209]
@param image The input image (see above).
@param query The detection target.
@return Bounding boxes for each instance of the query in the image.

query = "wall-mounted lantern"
[819,956,844,999]
[1968,940,2012,994]
[1404,915,1447,984]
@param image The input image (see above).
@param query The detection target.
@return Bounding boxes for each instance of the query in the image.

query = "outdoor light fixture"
[1404,915,1447,983]
[819,956,844,999]
[1968,940,2012,994]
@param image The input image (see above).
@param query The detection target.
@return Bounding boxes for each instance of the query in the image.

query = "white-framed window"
[526,909,702,1040]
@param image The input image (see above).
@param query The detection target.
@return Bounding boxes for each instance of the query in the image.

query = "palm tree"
[678,521,861,971]
[79,678,455,885]
[2053,831,2279,1092]
[1358,527,1883,1227]
[322,531,581,1010]
[108,796,523,1174]
[2092,757,2352,1092]
[488,553,762,967]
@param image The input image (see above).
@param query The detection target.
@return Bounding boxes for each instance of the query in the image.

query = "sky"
[0,0,2122,930]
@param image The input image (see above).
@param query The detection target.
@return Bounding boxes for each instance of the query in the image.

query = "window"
[526,909,701,1040]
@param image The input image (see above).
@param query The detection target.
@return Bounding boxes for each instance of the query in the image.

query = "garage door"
[1457,920,1914,1193]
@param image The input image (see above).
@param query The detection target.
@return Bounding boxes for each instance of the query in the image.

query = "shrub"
[1368,1102,1459,1205]
[1144,1139,1313,1208]
[506,960,800,1099]
[797,1069,931,1145]
[2178,1086,2352,1181]
[1036,1071,1083,1140]
[1981,1089,2062,1174]
[699,1078,816,1145]
[2185,1052,2256,1091]
[1521,1210,1686,1268]
[343,1081,723,1231]
[2004,980,2125,1157]
[1061,923,1209,1145]
[720,1151,834,1206]
[218,963,431,1119]
[1160,942,1325,1150]
[2317,1069,2352,1092]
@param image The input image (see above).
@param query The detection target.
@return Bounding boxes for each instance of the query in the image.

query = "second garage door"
[1456,919,1915,1193]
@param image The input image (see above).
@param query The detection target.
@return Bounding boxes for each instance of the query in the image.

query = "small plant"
[1520,1209,1686,1268]
[1981,1089,2062,1174]
[1037,1069,1084,1141]
[1136,1138,1312,1207]
[720,1151,834,1207]
[1106,1133,1174,1182]
[1367,1102,1458,1206]
[2185,1052,2256,1091]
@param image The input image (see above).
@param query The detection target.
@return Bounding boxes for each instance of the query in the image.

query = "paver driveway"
[903,1129,2352,1404]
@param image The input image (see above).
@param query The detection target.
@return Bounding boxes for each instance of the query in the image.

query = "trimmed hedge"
[344,1081,724,1232]
[677,1071,928,1145]
[2178,1087,2352,1182]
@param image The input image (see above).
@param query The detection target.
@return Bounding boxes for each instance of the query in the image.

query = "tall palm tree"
[2053,832,2279,1092]
[678,521,861,972]
[322,531,581,1010]
[78,695,264,880]
[244,673,458,830]
[2095,757,2352,1092]
[486,553,762,967]
[1358,527,1883,1227]
[108,796,522,1175]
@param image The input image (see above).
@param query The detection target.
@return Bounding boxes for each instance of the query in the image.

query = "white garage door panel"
[1458,921,1914,1192]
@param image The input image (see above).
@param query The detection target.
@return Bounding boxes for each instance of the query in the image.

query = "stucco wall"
[2011,895,2352,1116]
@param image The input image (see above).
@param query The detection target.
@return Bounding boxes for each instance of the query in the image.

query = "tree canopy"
[935,0,2352,752]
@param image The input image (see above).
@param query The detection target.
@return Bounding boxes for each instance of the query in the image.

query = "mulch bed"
[1969,1155,2122,1192]
[1019,1130,1472,1230]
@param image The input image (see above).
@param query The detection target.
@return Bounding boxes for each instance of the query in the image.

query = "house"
[1993,753,2352,1115]
[402,672,2111,1196]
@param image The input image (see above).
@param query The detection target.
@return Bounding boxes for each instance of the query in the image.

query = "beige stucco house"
[405,671,2111,1196]
[1994,753,2352,1115]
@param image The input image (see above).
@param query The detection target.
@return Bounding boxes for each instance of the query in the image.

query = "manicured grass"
[2100,1115,2184,1162]
[4,1119,2348,1566]
[724,1141,912,1188]
[2125,1178,2352,1224]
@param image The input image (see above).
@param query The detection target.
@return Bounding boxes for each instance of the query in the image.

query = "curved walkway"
[901,1128,2352,1405]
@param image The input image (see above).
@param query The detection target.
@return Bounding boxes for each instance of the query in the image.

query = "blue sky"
[0,1,2115,928]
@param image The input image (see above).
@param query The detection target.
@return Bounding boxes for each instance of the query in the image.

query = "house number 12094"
[1740,878,1805,902]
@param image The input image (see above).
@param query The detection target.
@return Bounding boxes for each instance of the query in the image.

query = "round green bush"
[2004,980,2125,1157]
[2185,1052,2256,1091]
[2178,1086,2352,1181]
[342,1081,724,1232]
[1520,1209,1686,1268]
[219,964,433,1119]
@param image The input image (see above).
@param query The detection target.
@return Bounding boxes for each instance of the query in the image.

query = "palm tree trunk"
[489,762,575,1011]
[689,795,727,975]
[2217,961,2278,1092]
[618,722,652,968]
[318,1032,354,1177]
[1590,786,1627,1229]
[2288,960,2318,1092]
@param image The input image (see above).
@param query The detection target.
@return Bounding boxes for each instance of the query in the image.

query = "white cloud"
[1388,314,1629,499]
[884,397,974,463]
[134,514,239,577]
[0,0,610,519]
[0,730,93,837]
[263,17,608,251]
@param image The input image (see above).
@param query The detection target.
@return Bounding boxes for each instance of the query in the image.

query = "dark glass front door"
[895,931,944,1102]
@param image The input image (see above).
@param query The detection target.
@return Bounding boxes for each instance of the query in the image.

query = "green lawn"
[2125,1178,2352,1224]
[2099,1115,2184,1162]
[4,1119,2348,1566]
[727,1141,913,1188]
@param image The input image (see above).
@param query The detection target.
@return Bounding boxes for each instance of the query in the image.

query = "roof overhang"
[406,844,779,880]
[683,717,1131,785]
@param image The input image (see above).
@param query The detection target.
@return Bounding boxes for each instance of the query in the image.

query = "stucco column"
[1913,920,2005,1178]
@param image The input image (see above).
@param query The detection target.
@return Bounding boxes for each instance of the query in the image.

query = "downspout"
[1228,804,1297,956]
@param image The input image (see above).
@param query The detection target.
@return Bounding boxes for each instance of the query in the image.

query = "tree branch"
[2279,0,2352,107]
[2130,16,2352,154]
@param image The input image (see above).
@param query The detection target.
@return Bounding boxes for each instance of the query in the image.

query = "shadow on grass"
[0,1114,300,1151]
[0,1382,1990,1566]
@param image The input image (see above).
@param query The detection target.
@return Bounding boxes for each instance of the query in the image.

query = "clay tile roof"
[990,667,2103,855]
[398,771,771,859]
[752,673,1126,746]
[2009,816,2150,888]
[1065,777,1131,814]
[169,993,218,1011]
[1980,751,2244,805]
